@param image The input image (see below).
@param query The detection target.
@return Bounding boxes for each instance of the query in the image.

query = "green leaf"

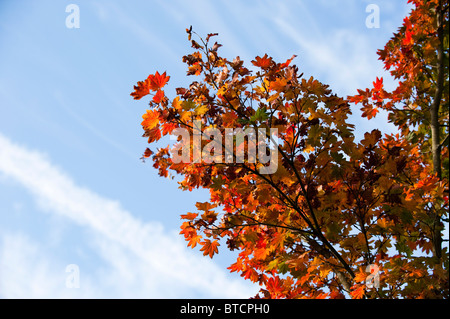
[251,106,268,122]
[237,118,249,125]
[267,258,280,271]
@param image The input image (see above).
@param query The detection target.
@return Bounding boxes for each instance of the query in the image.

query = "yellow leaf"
[195,104,209,116]
[141,109,159,130]
[180,111,192,123]
[217,83,228,97]
[172,96,182,111]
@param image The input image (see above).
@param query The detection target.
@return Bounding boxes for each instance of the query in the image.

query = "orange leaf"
[200,239,220,258]
[350,285,366,299]
[269,78,288,92]
[130,79,150,100]
[148,71,170,91]
[402,30,414,46]
[253,247,269,260]
[161,122,177,136]
[141,109,160,130]
[354,267,368,283]
[180,212,198,220]
[152,89,165,103]
[280,54,297,68]
[187,234,202,248]
[251,54,272,69]
[195,202,217,212]
[143,126,161,143]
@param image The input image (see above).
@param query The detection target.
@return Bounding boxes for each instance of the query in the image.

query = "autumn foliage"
[132,0,448,298]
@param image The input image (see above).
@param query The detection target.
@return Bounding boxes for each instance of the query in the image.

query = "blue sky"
[0,1,412,298]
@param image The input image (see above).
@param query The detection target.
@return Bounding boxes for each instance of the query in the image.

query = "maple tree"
[132,1,449,298]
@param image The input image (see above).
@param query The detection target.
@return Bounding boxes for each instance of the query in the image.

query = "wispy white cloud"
[0,132,258,298]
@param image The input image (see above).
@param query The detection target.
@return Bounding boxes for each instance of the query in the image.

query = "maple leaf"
[152,89,165,104]
[251,54,272,69]
[187,234,202,248]
[361,105,379,119]
[269,78,288,92]
[200,239,220,258]
[372,77,384,91]
[253,247,269,260]
[195,104,209,116]
[161,122,177,136]
[354,267,368,283]
[350,285,366,299]
[402,30,414,46]
[195,202,217,212]
[147,71,170,91]
[141,109,159,130]
[142,126,161,143]
[172,96,183,111]
[130,79,150,100]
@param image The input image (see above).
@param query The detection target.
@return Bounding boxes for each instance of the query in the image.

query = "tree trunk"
[430,0,444,260]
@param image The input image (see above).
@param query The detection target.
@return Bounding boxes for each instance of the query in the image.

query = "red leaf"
[148,71,170,91]
[402,30,414,46]
[142,148,153,158]
[372,77,383,91]
[280,54,297,68]
[131,71,170,99]
[152,89,165,103]
[130,79,150,100]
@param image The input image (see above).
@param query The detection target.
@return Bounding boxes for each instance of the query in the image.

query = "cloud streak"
[0,132,257,298]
